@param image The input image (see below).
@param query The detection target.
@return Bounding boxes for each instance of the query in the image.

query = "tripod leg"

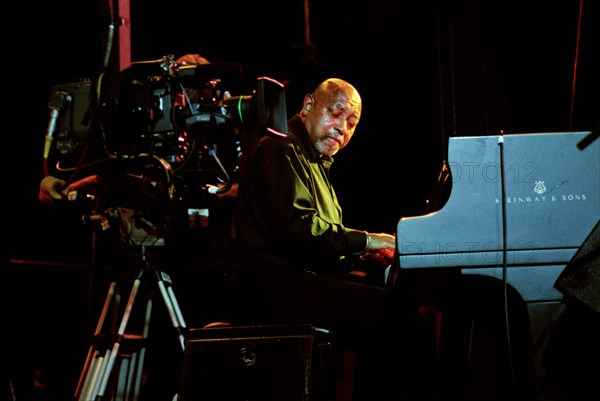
[111,293,152,401]
[93,268,145,400]
[131,293,153,401]
[154,269,188,351]
[82,352,111,401]
[74,282,118,401]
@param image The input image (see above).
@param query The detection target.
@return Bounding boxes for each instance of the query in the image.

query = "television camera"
[40,54,287,251]
[37,54,290,401]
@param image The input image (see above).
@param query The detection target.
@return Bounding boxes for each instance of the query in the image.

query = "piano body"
[397,130,599,309]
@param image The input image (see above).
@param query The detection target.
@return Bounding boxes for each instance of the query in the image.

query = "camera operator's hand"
[176,53,210,66]
[39,176,68,207]
[39,175,99,208]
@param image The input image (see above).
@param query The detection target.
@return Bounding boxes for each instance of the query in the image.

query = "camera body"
[53,57,286,161]
[43,56,287,251]
[48,56,286,191]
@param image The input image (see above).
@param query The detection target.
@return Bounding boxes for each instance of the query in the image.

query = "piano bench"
[180,322,338,401]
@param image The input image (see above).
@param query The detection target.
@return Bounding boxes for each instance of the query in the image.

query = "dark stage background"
[6,1,599,400]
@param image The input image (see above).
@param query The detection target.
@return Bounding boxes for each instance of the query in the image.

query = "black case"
[178,324,334,401]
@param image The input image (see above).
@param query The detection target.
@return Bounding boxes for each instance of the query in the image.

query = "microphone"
[44,90,72,162]
[577,123,600,151]
[46,90,72,139]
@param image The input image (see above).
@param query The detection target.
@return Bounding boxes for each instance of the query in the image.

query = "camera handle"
[204,142,239,195]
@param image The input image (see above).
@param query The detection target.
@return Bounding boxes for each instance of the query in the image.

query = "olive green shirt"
[230,115,367,273]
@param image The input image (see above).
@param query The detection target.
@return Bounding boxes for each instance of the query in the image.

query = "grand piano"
[395,130,599,398]
[396,131,599,306]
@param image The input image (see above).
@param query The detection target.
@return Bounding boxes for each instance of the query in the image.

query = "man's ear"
[303,94,314,112]
[301,99,311,117]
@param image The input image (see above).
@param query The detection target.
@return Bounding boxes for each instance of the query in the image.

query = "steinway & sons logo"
[495,180,588,204]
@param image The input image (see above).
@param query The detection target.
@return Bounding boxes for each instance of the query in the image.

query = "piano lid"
[397,131,600,270]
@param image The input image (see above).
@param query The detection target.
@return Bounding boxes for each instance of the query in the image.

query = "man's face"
[302,87,361,157]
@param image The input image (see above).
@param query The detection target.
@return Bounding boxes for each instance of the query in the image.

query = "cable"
[569,0,584,130]
[102,0,116,70]
[498,133,519,400]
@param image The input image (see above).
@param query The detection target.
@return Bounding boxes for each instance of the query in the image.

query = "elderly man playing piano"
[219,77,434,401]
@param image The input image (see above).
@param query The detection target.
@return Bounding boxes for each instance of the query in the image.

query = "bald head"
[313,78,362,110]
[300,78,362,157]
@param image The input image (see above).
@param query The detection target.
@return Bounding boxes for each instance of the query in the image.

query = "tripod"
[73,243,188,401]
